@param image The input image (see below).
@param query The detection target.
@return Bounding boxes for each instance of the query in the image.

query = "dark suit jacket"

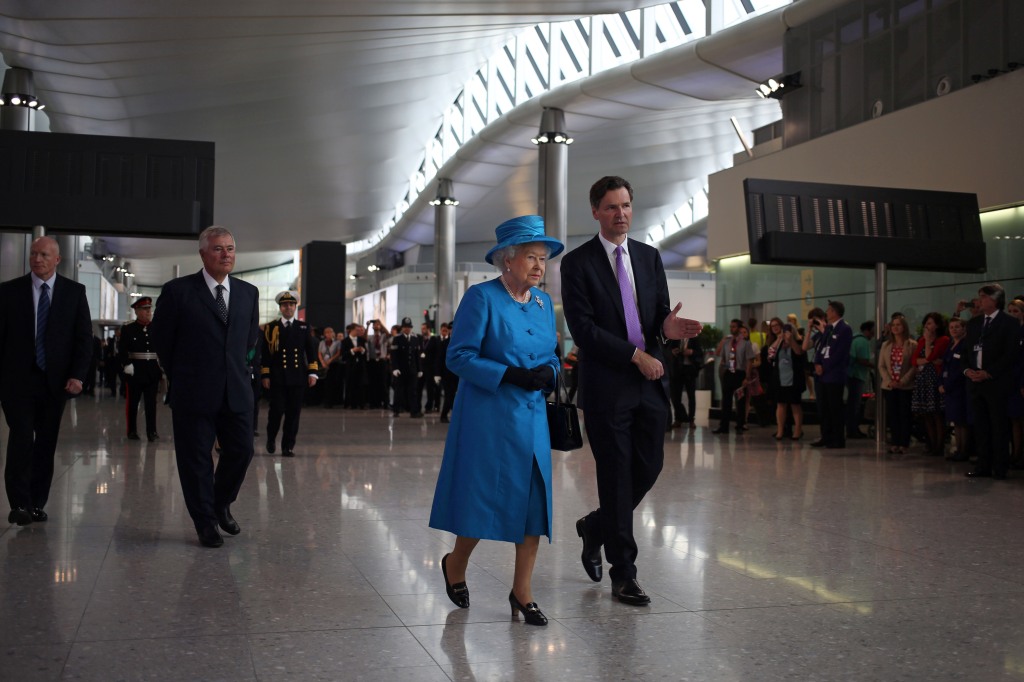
[151,271,260,414]
[815,319,853,384]
[561,235,671,413]
[964,310,1019,385]
[390,334,421,376]
[0,273,92,401]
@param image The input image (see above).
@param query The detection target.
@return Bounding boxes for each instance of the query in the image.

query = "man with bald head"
[0,236,93,526]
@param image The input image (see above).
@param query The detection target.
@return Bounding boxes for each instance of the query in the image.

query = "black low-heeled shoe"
[441,553,469,608]
[508,590,548,626]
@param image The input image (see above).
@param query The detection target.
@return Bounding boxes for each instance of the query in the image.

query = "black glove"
[502,366,537,390]
[529,365,554,389]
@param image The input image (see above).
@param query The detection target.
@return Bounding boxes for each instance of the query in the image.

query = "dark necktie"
[983,316,992,330]
[36,282,50,370]
[215,284,228,324]
[615,245,645,350]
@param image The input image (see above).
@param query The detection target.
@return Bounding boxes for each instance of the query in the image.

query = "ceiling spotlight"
[10,95,21,105]
[754,72,801,100]
[27,98,37,108]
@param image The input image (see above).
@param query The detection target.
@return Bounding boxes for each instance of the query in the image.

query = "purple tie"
[615,245,645,351]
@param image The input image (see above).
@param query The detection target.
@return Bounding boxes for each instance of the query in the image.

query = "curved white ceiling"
[0,0,842,269]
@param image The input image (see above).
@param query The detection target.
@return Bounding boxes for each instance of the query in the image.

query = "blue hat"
[484,215,564,265]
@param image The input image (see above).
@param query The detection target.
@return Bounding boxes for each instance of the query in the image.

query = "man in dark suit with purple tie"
[151,226,261,547]
[0,236,92,526]
[561,176,702,606]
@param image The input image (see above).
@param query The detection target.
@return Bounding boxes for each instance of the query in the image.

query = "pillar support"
[433,179,457,327]
[535,108,571,344]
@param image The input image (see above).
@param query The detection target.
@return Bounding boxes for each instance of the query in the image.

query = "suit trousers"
[171,401,254,531]
[583,379,667,583]
[818,380,846,447]
[969,379,1012,475]
[440,375,459,418]
[125,376,159,436]
[2,371,67,510]
[267,384,306,451]
[845,377,865,436]
[719,370,746,430]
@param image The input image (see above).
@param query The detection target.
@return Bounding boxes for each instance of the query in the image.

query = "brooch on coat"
[535,296,543,309]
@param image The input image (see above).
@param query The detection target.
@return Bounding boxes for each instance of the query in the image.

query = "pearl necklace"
[500,275,531,304]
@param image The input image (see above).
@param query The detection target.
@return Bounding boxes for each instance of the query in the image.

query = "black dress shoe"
[576,516,603,582]
[147,432,160,442]
[127,432,141,440]
[8,508,32,526]
[441,553,470,608]
[197,525,223,548]
[508,590,548,626]
[281,450,295,458]
[440,416,449,423]
[810,439,826,447]
[611,578,651,606]
[29,508,48,522]
[215,506,240,535]
[965,469,992,478]
[711,427,729,434]
[411,412,424,418]
[266,440,276,454]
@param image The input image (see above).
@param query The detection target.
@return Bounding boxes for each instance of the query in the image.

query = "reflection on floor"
[3,394,1024,681]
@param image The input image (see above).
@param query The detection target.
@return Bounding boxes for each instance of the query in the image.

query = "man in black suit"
[261,291,319,456]
[667,334,703,428]
[390,317,422,417]
[340,323,367,409]
[151,226,261,547]
[964,283,1019,480]
[0,236,92,526]
[562,176,702,605]
[435,322,459,423]
[419,323,441,412]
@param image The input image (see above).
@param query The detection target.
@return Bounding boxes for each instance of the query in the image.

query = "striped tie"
[36,282,50,370]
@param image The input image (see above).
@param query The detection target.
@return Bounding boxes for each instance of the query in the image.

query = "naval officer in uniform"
[261,291,319,457]
[118,296,163,441]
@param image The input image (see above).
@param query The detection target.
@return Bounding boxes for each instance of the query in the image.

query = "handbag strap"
[551,368,564,406]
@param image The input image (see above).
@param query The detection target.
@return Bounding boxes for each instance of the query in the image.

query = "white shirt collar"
[202,269,230,293]
[280,316,294,326]
[31,272,57,290]
[598,233,628,257]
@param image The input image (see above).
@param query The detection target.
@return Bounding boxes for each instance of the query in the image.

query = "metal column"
[536,108,569,341]
[433,179,457,327]
[874,262,887,450]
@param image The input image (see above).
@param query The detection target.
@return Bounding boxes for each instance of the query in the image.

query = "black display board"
[743,179,985,272]
[0,129,214,237]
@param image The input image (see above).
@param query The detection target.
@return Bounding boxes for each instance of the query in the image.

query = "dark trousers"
[582,380,667,583]
[818,380,846,446]
[345,362,366,408]
[367,360,388,408]
[885,389,913,447]
[323,364,345,407]
[267,384,306,451]
[440,374,459,418]
[125,377,159,436]
[420,375,440,411]
[719,370,746,430]
[2,372,67,510]
[969,380,1012,475]
[171,402,254,531]
[845,377,865,436]
[394,374,420,415]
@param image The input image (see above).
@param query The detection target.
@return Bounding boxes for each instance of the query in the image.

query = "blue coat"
[429,279,559,543]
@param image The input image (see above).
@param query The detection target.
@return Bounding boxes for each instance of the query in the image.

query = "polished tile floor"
[3,394,1024,681]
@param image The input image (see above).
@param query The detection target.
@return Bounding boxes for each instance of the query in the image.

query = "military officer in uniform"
[261,291,318,457]
[118,297,163,441]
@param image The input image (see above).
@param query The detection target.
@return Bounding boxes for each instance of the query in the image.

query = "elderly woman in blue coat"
[429,215,563,627]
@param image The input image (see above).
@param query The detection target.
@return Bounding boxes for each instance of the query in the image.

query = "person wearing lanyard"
[713,319,754,435]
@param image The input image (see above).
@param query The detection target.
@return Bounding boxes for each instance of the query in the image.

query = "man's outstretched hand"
[662,303,702,340]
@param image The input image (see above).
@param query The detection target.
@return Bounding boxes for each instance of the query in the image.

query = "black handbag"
[546,371,583,451]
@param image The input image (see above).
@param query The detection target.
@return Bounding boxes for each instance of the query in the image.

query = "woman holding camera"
[763,318,807,440]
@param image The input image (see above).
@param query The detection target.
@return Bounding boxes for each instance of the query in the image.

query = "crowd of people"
[698,284,1024,479]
